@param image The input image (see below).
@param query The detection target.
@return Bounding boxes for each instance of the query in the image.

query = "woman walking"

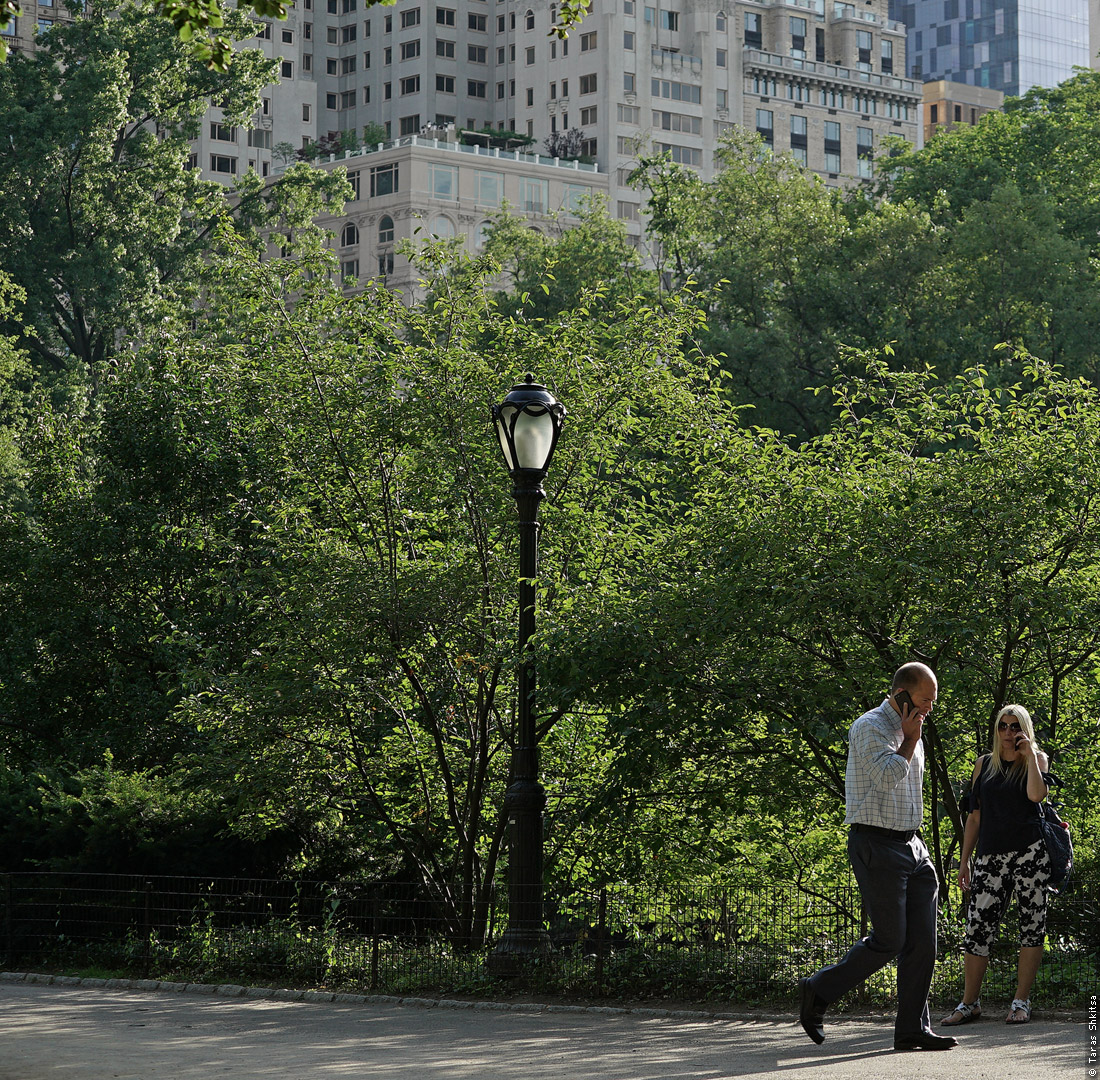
[942,704,1051,1026]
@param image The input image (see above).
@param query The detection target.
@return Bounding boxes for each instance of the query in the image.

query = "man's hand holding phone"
[894,688,925,755]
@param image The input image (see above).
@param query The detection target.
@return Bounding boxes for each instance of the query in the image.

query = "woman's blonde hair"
[985,704,1039,784]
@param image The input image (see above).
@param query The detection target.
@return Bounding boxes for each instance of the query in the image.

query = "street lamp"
[490,375,566,963]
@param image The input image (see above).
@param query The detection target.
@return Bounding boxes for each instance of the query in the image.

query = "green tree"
[0,2,345,383]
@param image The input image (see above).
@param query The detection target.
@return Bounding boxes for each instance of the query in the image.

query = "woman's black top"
[972,757,1042,856]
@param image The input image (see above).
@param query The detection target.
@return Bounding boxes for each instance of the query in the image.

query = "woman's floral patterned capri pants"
[963,838,1051,956]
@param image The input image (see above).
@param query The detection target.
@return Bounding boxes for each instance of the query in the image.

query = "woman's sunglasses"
[997,720,1023,733]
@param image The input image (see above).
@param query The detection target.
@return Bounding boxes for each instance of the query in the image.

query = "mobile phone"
[1014,733,1025,750]
[894,689,915,713]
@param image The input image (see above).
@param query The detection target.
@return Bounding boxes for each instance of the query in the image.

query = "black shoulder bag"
[1036,772,1073,895]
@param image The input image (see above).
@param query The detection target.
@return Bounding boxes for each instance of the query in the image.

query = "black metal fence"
[1,873,1096,1009]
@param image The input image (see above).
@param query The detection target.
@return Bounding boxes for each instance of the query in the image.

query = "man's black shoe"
[893,1030,959,1051]
[798,977,826,1044]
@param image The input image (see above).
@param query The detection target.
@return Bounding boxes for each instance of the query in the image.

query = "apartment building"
[921,78,1002,141]
[188,0,922,207]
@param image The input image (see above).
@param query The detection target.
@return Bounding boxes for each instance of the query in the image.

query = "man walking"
[799,662,957,1052]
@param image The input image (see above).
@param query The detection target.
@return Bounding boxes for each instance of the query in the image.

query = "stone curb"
[0,972,1087,1024]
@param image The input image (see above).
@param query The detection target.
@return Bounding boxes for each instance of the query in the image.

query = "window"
[378,253,394,277]
[326,92,338,109]
[526,87,534,106]
[401,6,420,28]
[717,88,728,108]
[436,74,455,92]
[617,201,640,221]
[580,137,597,156]
[716,11,726,30]
[624,72,636,93]
[549,82,556,99]
[341,222,359,247]
[579,73,597,94]
[348,171,361,199]
[617,104,640,123]
[653,110,700,133]
[824,120,841,173]
[256,21,272,39]
[327,57,338,74]
[525,8,534,29]
[526,46,535,64]
[468,12,487,30]
[790,15,807,57]
[341,90,356,109]
[659,10,678,30]
[756,108,774,146]
[716,48,727,67]
[475,171,502,206]
[370,163,398,197]
[857,127,873,178]
[378,215,395,242]
[429,162,458,200]
[469,43,487,62]
[857,29,873,69]
[581,105,597,125]
[881,38,893,73]
[468,80,487,98]
[497,13,505,30]
[342,55,357,74]
[280,60,293,78]
[302,103,312,121]
[248,129,273,148]
[624,30,634,49]
[363,86,371,103]
[209,154,237,174]
[282,28,293,42]
[210,122,237,142]
[437,39,454,57]
[384,82,392,99]
[401,75,420,94]
[497,45,505,63]
[954,103,962,122]
[930,103,938,123]
[384,13,391,29]
[384,46,392,63]
[651,79,701,103]
[474,220,492,249]
[497,82,505,99]
[744,12,761,48]
[340,259,359,281]
[429,215,455,239]
[342,23,356,41]
[399,114,420,135]
[327,26,338,42]
[401,39,420,59]
[436,6,455,26]
[364,50,371,67]
[342,0,356,11]
[581,30,597,50]
[656,142,701,165]
[561,79,568,96]
[521,177,548,213]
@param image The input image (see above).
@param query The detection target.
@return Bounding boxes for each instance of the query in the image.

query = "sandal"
[941,999,982,1025]
[1007,998,1031,1024]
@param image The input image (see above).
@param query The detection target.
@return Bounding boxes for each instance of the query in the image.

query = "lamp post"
[490,374,566,963]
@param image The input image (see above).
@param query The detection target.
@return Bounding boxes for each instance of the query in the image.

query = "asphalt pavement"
[0,973,1093,1080]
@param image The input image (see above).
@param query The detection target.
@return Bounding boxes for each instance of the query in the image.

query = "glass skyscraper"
[891,0,1090,96]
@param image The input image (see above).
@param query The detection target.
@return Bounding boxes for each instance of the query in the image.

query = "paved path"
[0,978,1092,1080]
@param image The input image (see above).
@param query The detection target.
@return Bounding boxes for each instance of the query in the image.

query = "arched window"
[378,215,394,243]
[430,215,455,238]
[473,220,492,249]
[340,221,359,247]
[716,11,727,31]
[525,8,535,30]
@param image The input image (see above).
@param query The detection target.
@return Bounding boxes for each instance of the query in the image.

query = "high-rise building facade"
[8,0,922,288]
[890,0,1090,96]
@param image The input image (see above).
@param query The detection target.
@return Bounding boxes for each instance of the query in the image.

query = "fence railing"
[2,873,1096,1008]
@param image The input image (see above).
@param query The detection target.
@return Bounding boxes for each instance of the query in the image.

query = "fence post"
[143,881,152,977]
[595,888,607,997]
[370,895,380,992]
[3,875,13,966]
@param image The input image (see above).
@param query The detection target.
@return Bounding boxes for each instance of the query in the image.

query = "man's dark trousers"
[809,828,939,1035]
